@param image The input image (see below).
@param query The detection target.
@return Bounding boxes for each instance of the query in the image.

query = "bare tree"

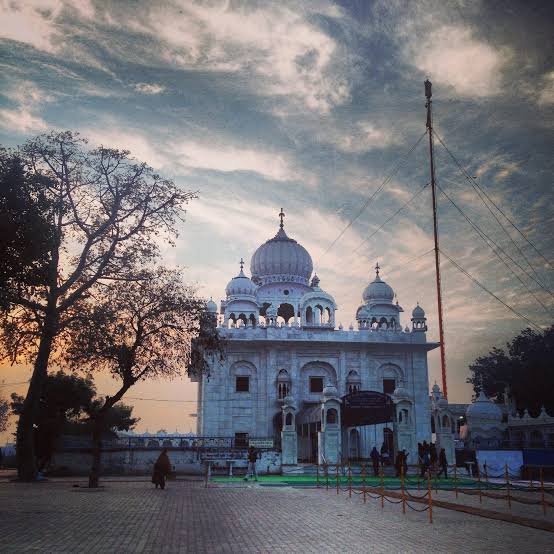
[0,131,194,480]
[64,267,222,487]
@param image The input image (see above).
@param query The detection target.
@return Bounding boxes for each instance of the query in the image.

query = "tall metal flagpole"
[425,79,448,399]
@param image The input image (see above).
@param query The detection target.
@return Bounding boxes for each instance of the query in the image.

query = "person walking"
[370,446,380,477]
[152,448,172,490]
[438,448,448,479]
[244,446,258,482]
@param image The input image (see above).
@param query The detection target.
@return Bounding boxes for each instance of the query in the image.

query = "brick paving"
[0,479,553,553]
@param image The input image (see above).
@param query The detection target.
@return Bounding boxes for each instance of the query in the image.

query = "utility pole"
[425,79,448,399]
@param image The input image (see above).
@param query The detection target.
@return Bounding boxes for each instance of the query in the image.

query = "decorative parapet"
[508,406,554,427]
[215,323,436,347]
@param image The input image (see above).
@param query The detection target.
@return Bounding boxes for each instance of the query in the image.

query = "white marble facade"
[192,212,439,462]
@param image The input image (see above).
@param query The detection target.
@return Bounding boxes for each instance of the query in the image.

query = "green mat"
[211,474,479,489]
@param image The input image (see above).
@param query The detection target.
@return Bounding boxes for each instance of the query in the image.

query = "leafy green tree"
[467,325,554,415]
[0,131,194,480]
[0,395,9,433]
[63,267,220,487]
[0,150,53,310]
[10,371,138,471]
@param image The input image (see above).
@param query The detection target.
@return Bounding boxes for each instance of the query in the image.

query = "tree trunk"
[16,308,56,481]
[88,420,103,488]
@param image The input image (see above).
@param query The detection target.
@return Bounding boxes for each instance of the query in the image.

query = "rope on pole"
[541,468,547,516]
[505,464,512,510]
[428,473,433,524]
[380,465,385,509]
[317,462,320,488]
[454,464,458,499]
[401,465,406,514]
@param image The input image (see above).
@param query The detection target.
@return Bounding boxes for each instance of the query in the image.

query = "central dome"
[250,211,313,286]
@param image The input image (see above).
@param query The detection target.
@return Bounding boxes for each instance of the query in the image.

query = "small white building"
[192,211,440,464]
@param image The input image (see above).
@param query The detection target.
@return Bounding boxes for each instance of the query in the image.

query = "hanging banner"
[341,391,394,427]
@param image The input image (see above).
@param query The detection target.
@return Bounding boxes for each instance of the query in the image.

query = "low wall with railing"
[49,436,281,476]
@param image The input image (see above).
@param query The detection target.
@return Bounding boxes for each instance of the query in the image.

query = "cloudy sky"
[1,0,553,438]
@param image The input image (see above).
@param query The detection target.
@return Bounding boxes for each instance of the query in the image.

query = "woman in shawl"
[152,448,172,489]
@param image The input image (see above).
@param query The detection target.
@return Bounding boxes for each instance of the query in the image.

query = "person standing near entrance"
[370,446,380,477]
[244,446,258,482]
[438,448,448,478]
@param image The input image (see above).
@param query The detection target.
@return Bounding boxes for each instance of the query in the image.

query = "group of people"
[418,441,448,478]
[367,442,449,479]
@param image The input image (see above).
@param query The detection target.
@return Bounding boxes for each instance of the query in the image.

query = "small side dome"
[323,383,339,399]
[225,259,258,298]
[283,394,296,407]
[466,390,503,423]
[393,385,410,400]
[206,298,218,313]
[412,303,425,318]
[362,263,394,304]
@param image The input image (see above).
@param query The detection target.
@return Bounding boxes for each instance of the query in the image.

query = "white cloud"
[328,120,399,153]
[0,81,51,133]
[0,0,62,53]
[409,25,508,97]
[131,2,350,113]
[176,140,307,184]
[133,83,166,95]
[537,71,554,106]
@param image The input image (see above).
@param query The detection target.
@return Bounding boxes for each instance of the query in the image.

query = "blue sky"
[1,0,553,435]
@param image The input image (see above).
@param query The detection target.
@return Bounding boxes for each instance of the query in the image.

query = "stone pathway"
[0,479,552,553]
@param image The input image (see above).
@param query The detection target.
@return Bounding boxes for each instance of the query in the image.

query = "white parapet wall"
[50,448,282,476]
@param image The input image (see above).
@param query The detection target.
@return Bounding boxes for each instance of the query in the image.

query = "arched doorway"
[349,428,360,460]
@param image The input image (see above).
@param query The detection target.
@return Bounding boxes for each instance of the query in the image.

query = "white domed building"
[192,211,440,466]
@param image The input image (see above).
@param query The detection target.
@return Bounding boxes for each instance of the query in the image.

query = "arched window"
[285,412,293,426]
[430,415,436,434]
[306,306,313,324]
[327,408,337,424]
[325,307,332,324]
[277,369,291,399]
[249,314,256,327]
[442,415,450,429]
[379,317,388,329]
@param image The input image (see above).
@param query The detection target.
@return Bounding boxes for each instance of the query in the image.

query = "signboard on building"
[342,391,394,427]
[249,438,274,449]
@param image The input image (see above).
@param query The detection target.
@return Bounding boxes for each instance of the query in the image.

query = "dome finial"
[239,257,244,272]
[279,208,285,229]
[375,261,380,277]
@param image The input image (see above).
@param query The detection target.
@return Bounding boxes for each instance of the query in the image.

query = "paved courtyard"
[0,479,552,553]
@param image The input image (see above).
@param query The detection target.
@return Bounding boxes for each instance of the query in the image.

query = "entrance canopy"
[342,391,394,427]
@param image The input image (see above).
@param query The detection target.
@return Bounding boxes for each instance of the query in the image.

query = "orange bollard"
[380,465,385,509]
[317,462,320,488]
[401,466,406,514]
[428,474,433,524]
[454,464,458,499]
[540,468,547,516]
[505,464,511,510]
[362,463,367,503]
